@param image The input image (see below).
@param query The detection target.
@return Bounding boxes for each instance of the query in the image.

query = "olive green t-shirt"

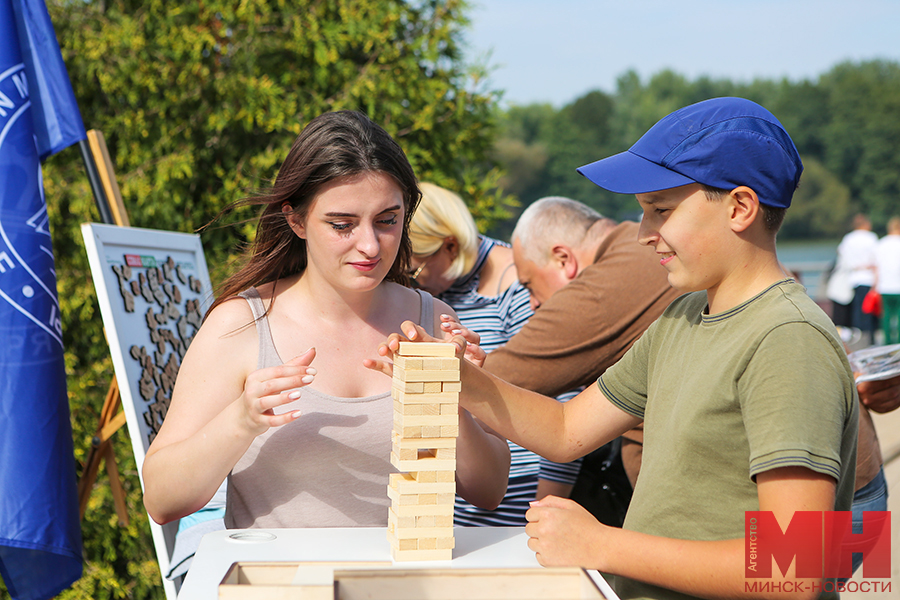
[599,280,858,600]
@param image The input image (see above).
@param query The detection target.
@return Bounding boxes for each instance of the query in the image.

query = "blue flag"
[0,1,85,598]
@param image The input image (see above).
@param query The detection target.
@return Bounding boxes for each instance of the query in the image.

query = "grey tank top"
[225,287,434,529]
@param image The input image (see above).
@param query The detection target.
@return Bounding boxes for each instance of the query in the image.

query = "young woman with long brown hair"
[142,111,509,528]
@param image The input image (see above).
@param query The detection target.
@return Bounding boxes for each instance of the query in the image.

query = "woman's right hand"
[238,347,317,436]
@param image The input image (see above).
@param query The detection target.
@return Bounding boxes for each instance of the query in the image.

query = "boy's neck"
[705,246,789,314]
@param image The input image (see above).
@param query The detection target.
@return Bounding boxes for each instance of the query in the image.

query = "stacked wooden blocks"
[387,342,460,561]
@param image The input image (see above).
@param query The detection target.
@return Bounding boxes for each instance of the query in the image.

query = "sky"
[464,0,900,107]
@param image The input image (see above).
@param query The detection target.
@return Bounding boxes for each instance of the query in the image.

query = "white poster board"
[81,222,214,598]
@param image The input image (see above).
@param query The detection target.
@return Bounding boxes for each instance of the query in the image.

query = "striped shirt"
[440,236,581,527]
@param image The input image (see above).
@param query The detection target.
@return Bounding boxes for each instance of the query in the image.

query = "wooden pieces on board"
[387,342,459,561]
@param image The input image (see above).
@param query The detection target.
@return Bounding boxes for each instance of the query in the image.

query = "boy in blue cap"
[374,97,858,599]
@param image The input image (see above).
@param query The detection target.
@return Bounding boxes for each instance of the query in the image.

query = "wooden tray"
[219,562,611,599]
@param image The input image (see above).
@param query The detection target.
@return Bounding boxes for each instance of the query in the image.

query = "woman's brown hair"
[208,111,421,315]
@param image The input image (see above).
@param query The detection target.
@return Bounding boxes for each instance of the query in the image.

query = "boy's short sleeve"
[739,322,853,482]
[597,322,655,420]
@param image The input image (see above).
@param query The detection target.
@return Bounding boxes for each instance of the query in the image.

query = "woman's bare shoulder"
[197,294,258,342]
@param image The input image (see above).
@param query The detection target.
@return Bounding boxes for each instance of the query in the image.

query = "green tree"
[765,79,830,159]
[780,157,853,239]
[818,60,900,228]
[488,103,555,238]
[10,1,507,598]
[490,91,622,234]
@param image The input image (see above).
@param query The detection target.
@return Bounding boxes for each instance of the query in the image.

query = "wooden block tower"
[387,342,460,561]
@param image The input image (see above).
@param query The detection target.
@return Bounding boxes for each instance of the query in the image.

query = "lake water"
[776,238,840,300]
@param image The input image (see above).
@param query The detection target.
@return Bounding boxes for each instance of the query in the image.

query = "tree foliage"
[22,1,506,598]
[491,60,900,241]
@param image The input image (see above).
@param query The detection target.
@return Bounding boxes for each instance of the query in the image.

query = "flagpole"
[78,138,115,225]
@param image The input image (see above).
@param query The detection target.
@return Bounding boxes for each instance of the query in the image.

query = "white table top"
[179,526,618,599]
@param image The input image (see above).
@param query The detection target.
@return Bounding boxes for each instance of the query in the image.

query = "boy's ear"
[728,187,761,233]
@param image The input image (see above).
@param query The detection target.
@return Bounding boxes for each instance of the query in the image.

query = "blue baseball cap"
[576,97,803,208]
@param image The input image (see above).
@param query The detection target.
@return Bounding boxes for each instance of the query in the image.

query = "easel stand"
[77,379,128,524]
[76,129,132,524]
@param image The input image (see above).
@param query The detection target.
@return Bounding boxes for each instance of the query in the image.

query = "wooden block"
[393,446,418,460]
[436,536,456,550]
[394,369,460,383]
[394,390,458,405]
[388,502,454,518]
[414,357,459,370]
[422,381,443,393]
[393,380,425,394]
[403,536,454,551]
[395,401,443,416]
[388,505,452,530]
[397,342,456,357]
[388,519,454,537]
[435,514,453,527]
[436,471,455,483]
[400,426,422,438]
[420,403,441,415]
[386,528,422,552]
[392,355,423,370]
[442,381,462,392]
[422,425,443,438]
[437,493,455,505]
[390,525,455,540]
[418,493,437,505]
[387,489,420,506]
[441,425,459,437]
[390,547,453,562]
[390,452,456,473]
[440,403,458,415]
[418,537,437,550]
[413,471,436,483]
[389,472,456,494]
[421,357,444,370]
[390,510,417,529]
[393,413,458,427]
[435,447,456,459]
[391,434,457,450]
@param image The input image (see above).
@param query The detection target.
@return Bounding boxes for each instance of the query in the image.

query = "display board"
[81,222,213,474]
[81,222,214,597]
